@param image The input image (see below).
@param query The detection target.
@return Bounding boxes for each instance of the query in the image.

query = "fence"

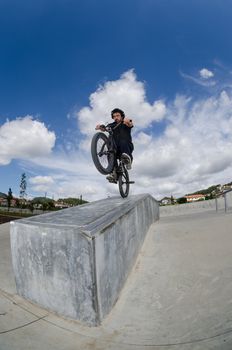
[160,189,232,217]
[0,206,43,215]
[215,189,232,213]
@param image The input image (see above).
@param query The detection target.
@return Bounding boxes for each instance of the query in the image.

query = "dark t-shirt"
[108,121,133,144]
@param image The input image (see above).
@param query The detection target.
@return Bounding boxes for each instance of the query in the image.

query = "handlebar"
[99,124,112,132]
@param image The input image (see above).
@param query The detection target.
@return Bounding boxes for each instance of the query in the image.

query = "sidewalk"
[1,210,232,349]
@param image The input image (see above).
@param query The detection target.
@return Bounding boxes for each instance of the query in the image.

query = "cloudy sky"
[1,0,232,201]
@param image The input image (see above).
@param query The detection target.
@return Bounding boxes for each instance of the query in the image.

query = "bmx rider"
[95,108,134,182]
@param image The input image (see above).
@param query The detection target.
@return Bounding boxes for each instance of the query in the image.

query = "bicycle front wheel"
[118,165,130,198]
[91,132,115,175]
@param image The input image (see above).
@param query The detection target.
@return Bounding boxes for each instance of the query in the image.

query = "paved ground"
[1,209,232,349]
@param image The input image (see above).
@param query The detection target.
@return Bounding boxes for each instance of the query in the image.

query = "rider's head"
[111,108,125,123]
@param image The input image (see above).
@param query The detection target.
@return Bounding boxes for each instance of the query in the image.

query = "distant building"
[221,184,232,192]
[160,197,173,205]
[0,192,17,207]
[0,192,7,206]
[0,198,7,206]
[10,198,17,207]
[55,202,69,209]
[54,201,72,209]
[184,194,205,202]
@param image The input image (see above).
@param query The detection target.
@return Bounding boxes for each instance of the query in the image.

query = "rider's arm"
[123,118,133,128]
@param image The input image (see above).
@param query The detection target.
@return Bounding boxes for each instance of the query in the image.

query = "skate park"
[1,192,232,350]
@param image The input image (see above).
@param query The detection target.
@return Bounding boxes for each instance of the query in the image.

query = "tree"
[7,188,13,211]
[27,201,34,213]
[19,173,27,203]
[32,197,55,211]
[177,197,187,204]
[171,195,174,205]
[15,198,20,208]
[57,197,88,206]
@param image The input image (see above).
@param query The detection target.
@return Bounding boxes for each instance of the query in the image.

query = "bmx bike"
[91,124,134,198]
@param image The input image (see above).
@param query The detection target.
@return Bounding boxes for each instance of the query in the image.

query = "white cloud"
[136,131,153,146]
[77,69,166,137]
[28,171,112,201]
[0,116,56,165]
[199,68,214,79]
[29,175,54,186]
[29,175,54,193]
[131,90,232,199]
[180,70,216,87]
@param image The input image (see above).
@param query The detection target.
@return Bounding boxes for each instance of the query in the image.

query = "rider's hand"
[123,118,133,127]
[95,124,106,131]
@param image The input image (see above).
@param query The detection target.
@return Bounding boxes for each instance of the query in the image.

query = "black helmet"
[111,108,125,119]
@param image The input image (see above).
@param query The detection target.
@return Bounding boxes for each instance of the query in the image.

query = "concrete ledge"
[10,194,159,326]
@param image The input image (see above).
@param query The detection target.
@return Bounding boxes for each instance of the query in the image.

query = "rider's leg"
[116,141,133,169]
[116,140,133,160]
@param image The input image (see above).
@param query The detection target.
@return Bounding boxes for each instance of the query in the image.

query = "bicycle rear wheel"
[91,132,115,175]
[118,165,129,198]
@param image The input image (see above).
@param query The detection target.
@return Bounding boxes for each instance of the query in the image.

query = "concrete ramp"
[10,194,159,326]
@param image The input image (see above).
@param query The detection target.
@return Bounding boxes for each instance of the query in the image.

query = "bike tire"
[91,132,115,175]
[118,165,130,198]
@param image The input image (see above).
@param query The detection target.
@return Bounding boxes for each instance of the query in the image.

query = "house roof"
[185,194,205,198]
[160,197,172,201]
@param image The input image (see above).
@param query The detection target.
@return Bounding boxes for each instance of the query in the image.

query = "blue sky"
[1,0,232,201]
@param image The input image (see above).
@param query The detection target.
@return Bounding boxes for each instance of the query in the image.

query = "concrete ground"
[1,209,232,349]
